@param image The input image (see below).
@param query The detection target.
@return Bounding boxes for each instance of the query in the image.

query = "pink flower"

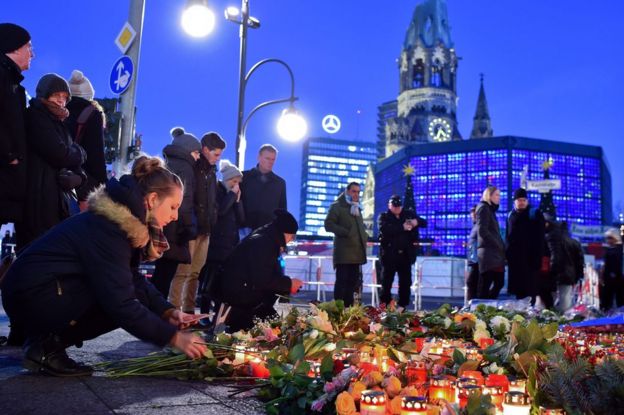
[432,364,445,376]
[311,399,325,412]
[324,381,337,394]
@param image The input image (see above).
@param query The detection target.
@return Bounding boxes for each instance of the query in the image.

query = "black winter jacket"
[1,176,177,346]
[603,244,623,280]
[378,209,426,264]
[217,223,292,308]
[207,181,245,263]
[65,97,107,201]
[0,55,28,222]
[506,206,545,296]
[547,223,584,285]
[161,144,197,263]
[240,166,287,230]
[476,201,505,273]
[22,98,85,246]
[194,157,217,235]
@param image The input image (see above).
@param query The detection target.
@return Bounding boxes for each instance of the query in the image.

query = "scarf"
[40,98,70,121]
[142,218,170,261]
[345,194,360,217]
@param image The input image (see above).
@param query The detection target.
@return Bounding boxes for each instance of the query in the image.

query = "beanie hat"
[513,188,528,200]
[0,23,31,54]
[171,128,201,154]
[273,209,298,234]
[220,160,242,182]
[35,73,71,99]
[605,228,622,244]
[67,70,95,100]
[389,194,402,207]
[170,126,185,138]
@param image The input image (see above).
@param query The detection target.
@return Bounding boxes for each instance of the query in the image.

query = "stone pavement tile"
[0,388,112,415]
[190,384,267,413]
[113,403,264,415]
[0,373,85,394]
[85,377,219,412]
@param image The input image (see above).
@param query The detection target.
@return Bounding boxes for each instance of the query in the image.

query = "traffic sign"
[526,179,561,193]
[109,56,134,95]
[115,22,137,54]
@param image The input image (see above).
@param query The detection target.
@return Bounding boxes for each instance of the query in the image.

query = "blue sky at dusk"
[4,1,623,218]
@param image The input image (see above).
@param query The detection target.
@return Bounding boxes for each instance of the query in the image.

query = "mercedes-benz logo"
[322,114,341,134]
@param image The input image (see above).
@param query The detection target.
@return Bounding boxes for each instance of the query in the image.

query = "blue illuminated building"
[300,137,377,235]
[374,136,612,256]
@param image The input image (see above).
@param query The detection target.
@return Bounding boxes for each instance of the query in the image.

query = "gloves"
[57,168,85,191]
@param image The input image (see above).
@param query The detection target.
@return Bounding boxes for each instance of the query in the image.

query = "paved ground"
[0,291,463,415]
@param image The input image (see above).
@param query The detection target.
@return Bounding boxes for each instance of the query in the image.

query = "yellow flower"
[363,371,384,387]
[382,375,402,398]
[400,385,424,397]
[335,391,357,415]
[389,395,403,414]
[349,381,367,401]
[454,312,476,324]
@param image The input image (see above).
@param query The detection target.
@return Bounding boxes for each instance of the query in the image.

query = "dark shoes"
[23,335,93,377]
[7,327,26,347]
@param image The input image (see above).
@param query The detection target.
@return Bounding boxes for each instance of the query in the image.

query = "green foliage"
[463,390,496,415]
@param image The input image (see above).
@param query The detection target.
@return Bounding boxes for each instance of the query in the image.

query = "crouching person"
[217,209,303,332]
[0,156,207,376]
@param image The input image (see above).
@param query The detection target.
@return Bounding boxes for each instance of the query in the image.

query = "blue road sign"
[109,55,134,95]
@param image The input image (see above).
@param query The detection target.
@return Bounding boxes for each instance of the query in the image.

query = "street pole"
[235,0,249,171]
[116,0,146,175]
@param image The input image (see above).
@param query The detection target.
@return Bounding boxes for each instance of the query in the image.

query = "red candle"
[428,375,455,403]
[457,384,480,408]
[483,385,504,409]
[405,360,427,385]
[249,361,270,378]
[486,374,509,392]
[462,370,484,386]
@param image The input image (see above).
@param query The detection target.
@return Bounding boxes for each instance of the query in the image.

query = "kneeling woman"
[1,156,207,376]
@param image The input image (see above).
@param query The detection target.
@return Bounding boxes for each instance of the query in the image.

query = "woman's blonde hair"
[481,185,500,204]
[132,156,183,198]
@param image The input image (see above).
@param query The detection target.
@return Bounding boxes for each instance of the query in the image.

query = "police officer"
[378,195,426,309]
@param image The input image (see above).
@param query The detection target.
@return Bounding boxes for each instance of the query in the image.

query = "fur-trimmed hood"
[87,185,149,248]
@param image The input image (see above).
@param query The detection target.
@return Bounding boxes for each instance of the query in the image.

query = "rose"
[349,381,367,401]
[490,316,511,334]
[363,370,384,387]
[335,391,357,415]
[382,375,402,398]
[388,395,403,415]
[475,319,487,331]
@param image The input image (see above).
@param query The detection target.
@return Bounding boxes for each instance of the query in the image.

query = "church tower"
[470,74,493,138]
[386,0,461,157]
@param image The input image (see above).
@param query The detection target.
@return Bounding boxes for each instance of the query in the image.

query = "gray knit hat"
[220,160,242,182]
[36,73,71,99]
[68,70,95,100]
[170,127,201,154]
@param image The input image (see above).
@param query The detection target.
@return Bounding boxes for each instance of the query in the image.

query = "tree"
[402,163,416,213]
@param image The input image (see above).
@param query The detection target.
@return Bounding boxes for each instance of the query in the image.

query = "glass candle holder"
[429,375,455,403]
[465,347,483,362]
[538,406,566,415]
[406,360,427,385]
[457,384,481,409]
[455,377,478,403]
[482,385,504,409]
[400,396,427,415]
[502,391,531,415]
[509,379,527,393]
[360,390,386,415]
[463,370,485,386]
[486,374,510,392]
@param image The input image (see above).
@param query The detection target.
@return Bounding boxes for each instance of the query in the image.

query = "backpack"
[73,104,96,145]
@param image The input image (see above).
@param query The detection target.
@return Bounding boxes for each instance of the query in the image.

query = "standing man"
[378,195,426,310]
[240,144,286,236]
[505,188,545,302]
[324,182,369,307]
[0,23,33,226]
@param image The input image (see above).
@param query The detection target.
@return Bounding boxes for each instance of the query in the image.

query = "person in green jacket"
[324,182,369,307]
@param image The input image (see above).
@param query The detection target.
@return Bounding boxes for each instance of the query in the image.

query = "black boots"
[23,334,93,377]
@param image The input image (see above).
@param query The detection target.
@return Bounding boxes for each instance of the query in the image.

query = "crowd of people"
[0,23,304,376]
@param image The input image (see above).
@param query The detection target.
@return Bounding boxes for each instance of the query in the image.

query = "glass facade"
[375,140,607,256]
[300,137,377,235]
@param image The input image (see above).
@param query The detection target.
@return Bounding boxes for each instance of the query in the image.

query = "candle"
[234,345,246,365]
[463,370,484,386]
[486,374,510,393]
[455,377,478,403]
[429,375,454,403]
[482,385,504,409]
[406,360,427,385]
[360,390,386,415]
[307,361,321,378]
[457,384,480,409]
[401,396,428,415]
[502,391,530,415]
[509,379,526,393]
[465,347,483,362]
[538,407,566,415]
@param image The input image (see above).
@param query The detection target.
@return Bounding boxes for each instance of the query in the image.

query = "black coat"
[378,209,426,264]
[1,176,177,346]
[218,223,292,308]
[505,206,545,297]
[161,144,197,263]
[476,201,505,273]
[207,181,245,263]
[546,223,584,285]
[240,166,287,230]
[194,157,217,235]
[0,55,28,223]
[65,97,107,202]
[22,98,85,246]
[603,244,623,279]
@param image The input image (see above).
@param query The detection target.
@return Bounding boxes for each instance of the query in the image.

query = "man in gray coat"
[324,182,368,307]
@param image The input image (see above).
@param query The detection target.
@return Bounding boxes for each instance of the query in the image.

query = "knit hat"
[513,188,528,200]
[35,73,71,99]
[171,127,201,154]
[389,194,402,207]
[0,23,31,54]
[67,70,95,100]
[273,209,298,234]
[220,160,242,182]
[605,228,622,244]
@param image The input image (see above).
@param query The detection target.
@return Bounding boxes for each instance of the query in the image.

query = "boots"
[23,334,93,377]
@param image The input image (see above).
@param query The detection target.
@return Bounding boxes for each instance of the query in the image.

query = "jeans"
[380,258,412,307]
[334,264,361,307]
